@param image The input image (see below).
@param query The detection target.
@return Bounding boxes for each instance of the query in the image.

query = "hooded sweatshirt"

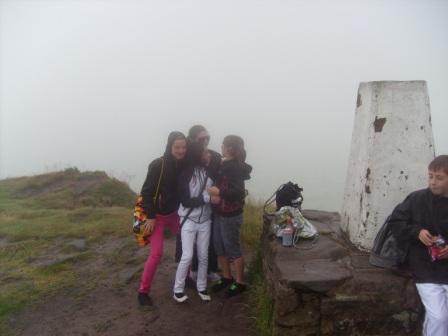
[178,167,213,224]
[390,188,448,284]
[214,159,252,217]
[206,149,222,183]
[141,132,186,219]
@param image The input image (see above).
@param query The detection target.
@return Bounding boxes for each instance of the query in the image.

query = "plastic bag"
[272,206,318,240]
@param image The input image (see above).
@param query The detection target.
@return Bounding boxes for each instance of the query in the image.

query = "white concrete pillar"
[341,81,435,250]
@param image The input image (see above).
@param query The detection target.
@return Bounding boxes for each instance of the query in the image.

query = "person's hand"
[207,186,220,196]
[418,229,435,246]
[143,219,156,237]
[211,195,221,204]
[437,246,448,259]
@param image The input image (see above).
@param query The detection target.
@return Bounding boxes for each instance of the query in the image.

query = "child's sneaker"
[138,292,153,306]
[173,292,189,303]
[207,272,221,282]
[225,282,246,297]
[198,290,211,301]
[210,277,233,293]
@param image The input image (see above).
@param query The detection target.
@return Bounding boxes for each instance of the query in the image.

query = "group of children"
[135,123,447,336]
[137,125,252,307]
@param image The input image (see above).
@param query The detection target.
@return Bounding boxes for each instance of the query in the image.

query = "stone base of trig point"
[262,211,422,336]
[341,81,434,251]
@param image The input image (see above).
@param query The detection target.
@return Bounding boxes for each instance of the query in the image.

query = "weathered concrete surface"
[262,210,422,336]
[341,81,434,250]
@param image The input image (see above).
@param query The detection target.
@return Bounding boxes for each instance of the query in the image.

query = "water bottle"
[282,218,294,247]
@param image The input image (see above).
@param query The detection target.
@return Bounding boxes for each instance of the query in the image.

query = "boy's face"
[428,169,448,196]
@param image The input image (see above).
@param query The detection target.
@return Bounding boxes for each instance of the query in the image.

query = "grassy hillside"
[0,168,270,335]
[0,168,136,333]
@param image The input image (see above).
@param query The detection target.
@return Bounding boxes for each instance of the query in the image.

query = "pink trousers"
[138,212,179,294]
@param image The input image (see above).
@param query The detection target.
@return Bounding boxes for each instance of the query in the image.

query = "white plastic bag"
[273,206,318,240]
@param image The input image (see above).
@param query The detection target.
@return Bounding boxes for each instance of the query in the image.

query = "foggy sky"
[1,0,447,211]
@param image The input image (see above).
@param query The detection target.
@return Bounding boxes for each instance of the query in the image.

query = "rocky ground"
[6,236,255,336]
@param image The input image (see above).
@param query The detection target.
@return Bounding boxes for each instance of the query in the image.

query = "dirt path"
[8,236,255,336]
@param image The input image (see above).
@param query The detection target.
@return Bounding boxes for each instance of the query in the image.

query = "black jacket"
[206,149,221,183]
[214,159,252,217]
[389,188,448,284]
[141,133,185,219]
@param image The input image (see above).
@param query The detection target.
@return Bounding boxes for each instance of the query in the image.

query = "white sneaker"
[207,272,221,282]
[189,270,198,282]
[173,292,188,303]
[198,290,211,301]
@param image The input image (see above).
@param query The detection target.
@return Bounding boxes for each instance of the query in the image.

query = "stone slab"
[277,258,352,293]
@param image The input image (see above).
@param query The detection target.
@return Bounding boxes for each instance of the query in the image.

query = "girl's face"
[171,139,187,160]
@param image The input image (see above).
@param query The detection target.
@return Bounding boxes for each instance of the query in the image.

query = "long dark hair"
[188,125,207,142]
[182,142,206,181]
[223,135,246,162]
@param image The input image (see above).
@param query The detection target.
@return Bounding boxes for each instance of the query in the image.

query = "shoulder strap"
[152,157,164,206]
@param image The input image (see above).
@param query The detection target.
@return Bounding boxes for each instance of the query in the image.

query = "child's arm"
[178,171,208,208]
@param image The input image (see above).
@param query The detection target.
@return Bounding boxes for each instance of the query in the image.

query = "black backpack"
[369,215,408,269]
[275,182,303,210]
[264,182,304,213]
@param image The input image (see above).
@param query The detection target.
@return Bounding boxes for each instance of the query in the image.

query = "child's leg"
[196,220,211,292]
[213,215,232,279]
[138,215,166,294]
[218,256,231,279]
[416,283,448,336]
[207,215,219,273]
[173,221,197,294]
[233,256,245,284]
[221,214,244,283]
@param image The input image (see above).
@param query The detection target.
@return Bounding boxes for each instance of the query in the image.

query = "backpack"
[369,215,408,269]
[264,181,304,214]
[275,182,303,210]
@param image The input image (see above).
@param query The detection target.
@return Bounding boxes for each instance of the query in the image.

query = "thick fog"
[1,0,447,211]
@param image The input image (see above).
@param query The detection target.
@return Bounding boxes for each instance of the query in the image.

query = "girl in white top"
[173,142,218,302]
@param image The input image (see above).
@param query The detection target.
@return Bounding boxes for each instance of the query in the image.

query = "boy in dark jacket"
[390,155,448,336]
[208,135,252,297]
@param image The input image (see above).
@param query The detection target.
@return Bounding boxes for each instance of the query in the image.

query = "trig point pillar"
[341,81,435,250]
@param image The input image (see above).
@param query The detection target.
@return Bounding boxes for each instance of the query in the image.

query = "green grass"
[0,169,274,335]
[241,201,264,247]
[0,169,136,334]
[242,200,273,336]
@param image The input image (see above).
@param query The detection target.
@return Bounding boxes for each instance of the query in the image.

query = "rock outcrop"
[262,210,422,336]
